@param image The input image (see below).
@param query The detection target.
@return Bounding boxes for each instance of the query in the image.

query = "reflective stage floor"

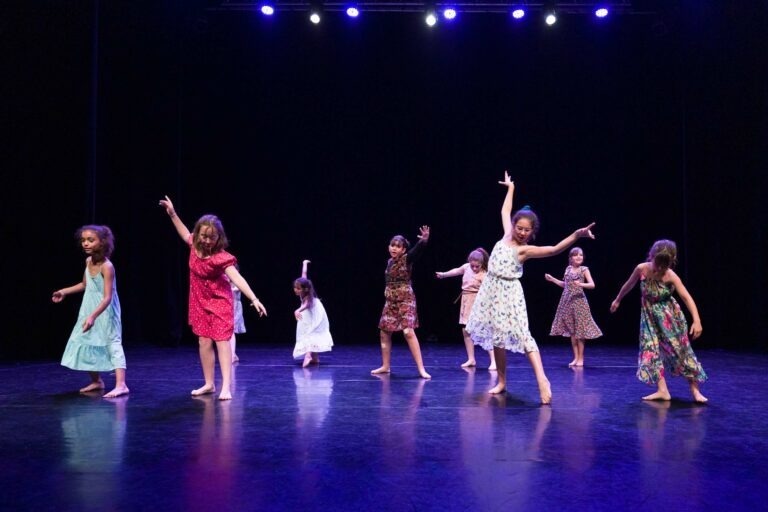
[1,344,766,511]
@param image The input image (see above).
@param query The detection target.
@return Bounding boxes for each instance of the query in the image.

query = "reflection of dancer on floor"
[372,226,432,379]
[159,196,266,400]
[610,239,707,403]
[293,260,334,367]
[228,275,245,363]
[465,172,595,402]
[545,247,602,367]
[436,248,497,370]
[52,225,129,398]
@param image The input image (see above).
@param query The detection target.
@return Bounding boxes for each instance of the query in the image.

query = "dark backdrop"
[2,0,766,360]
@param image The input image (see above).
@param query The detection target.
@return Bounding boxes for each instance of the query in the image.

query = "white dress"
[465,240,539,353]
[293,298,334,359]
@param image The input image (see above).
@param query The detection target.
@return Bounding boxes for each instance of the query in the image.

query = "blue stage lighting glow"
[512,9,525,19]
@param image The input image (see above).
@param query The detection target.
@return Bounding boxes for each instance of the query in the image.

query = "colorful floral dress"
[187,236,237,341]
[293,298,334,359]
[378,239,426,332]
[549,265,602,339]
[636,278,707,385]
[466,241,538,353]
[61,266,126,372]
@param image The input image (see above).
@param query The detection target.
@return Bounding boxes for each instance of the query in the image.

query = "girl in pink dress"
[545,247,602,367]
[436,248,497,370]
[160,196,267,400]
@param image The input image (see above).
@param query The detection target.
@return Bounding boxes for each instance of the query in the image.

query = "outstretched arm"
[52,275,87,303]
[544,273,565,288]
[81,262,116,332]
[610,264,643,312]
[158,195,191,243]
[667,270,703,339]
[225,265,267,317]
[520,223,596,261]
[499,171,515,239]
[301,259,310,279]
[436,263,468,279]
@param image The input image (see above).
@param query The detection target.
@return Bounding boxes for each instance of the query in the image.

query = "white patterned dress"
[293,299,334,359]
[465,240,538,353]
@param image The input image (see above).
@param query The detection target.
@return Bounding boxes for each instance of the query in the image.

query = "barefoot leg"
[404,329,431,379]
[487,349,497,371]
[302,352,312,368]
[460,328,476,368]
[80,372,105,393]
[568,337,578,366]
[526,350,551,404]
[230,333,239,363]
[575,338,585,366]
[103,368,129,398]
[216,339,233,400]
[642,377,671,401]
[488,347,506,394]
[371,330,392,374]
[192,337,216,396]
[688,379,708,403]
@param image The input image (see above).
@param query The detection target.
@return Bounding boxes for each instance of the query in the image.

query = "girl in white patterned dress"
[465,172,595,403]
[293,260,334,367]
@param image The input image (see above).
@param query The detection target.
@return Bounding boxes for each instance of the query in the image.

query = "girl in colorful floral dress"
[159,196,266,400]
[436,247,496,370]
[610,239,707,402]
[545,247,602,367]
[465,172,595,403]
[371,226,431,379]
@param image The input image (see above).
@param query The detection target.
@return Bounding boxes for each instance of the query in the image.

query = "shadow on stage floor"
[1,344,766,511]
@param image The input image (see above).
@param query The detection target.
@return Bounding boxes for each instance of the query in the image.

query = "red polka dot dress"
[186,235,237,341]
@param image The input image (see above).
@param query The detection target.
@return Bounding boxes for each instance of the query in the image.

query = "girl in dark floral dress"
[372,226,431,379]
[610,240,707,403]
[545,247,602,367]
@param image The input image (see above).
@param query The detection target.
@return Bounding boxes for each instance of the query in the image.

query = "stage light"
[511,8,525,20]
[425,11,438,27]
[310,12,321,24]
[545,12,557,26]
[443,8,457,20]
[595,7,609,18]
[260,4,274,16]
[346,6,360,17]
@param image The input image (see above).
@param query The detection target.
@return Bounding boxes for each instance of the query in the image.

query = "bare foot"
[461,359,476,368]
[573,362,584,367]
[80,380,105,393]
[568,360,578,367]
[371,366,390,375]
[302,353,312,368]
[191,385,216,396]
[488,363,497,371]
[418,370,432,380]
[538,379,552,405]
[691,390,708,403]
[642,391,671,401]
[488,383,506,394]
[218,390,232,401]
[103,385,129,398]
[232,355,239,364]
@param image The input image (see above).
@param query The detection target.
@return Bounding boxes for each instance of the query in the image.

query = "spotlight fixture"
[545,11,557,25]
[346,6,360,18]
[511,8,525,20]
[259,3,274,15]
[594,6,609,18]
[443,8,457,20]
[309,1,322,24]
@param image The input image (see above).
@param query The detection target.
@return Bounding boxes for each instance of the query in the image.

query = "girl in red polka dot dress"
[160,196,267,400]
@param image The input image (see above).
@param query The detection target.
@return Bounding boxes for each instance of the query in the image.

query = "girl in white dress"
[293,260,334,367]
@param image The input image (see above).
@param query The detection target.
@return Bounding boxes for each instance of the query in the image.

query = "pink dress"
[187,235,237,341]
[459,267,485,325]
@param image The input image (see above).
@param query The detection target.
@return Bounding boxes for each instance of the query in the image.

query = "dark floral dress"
[378,240,426,332]
[549,265,602,339]
[637,278,707,385]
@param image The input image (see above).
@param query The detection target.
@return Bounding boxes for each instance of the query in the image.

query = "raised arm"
[224,265,267,317]
[80,261,116,332]
[406,225,430,262]
[301,259,310,279]
[498,171,515,238]
[610,264,643,312]
[667,270,703,339]
[436,263,468,279]
[158,195,191,243]
[520,223,596,261]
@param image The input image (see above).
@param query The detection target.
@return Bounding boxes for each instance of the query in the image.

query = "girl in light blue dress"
[53,225,128,398]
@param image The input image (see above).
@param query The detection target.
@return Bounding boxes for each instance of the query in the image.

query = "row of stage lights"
[256,4,612,26]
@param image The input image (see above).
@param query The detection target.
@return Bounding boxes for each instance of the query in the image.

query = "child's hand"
[52,290,65,303]
[689,321,703,339]
[82,316,95,332]
[159,195,176,216]
[574,222,596,239]
[303,260,311,266]
[418,225,430,242]
[498,170,514,188]
[436,272,444,279]
[251,299,267,317]
[610,300,620,313]
[544,273,553,282]
[294,309,303,321]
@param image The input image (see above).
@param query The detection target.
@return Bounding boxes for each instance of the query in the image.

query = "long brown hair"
[192,214,229,254]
